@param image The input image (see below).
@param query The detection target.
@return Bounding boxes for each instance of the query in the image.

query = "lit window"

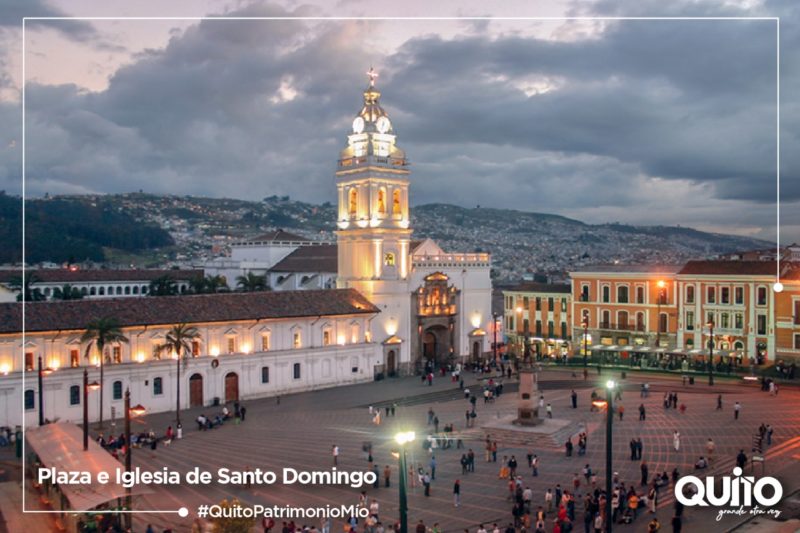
[293,332,302,349]
[227,337,236,354]
[323,330,332,346]
[384,253,395,266]
[261,333,271,351]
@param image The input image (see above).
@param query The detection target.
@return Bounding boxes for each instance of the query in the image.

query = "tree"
[149,276,178,296]
[209,498,255,533]
[53,284,83,300]
[9,272,45,302]
[235,272,268,292]
[81,318,129,428]
[190,275,229,294]
[156,323,200,427]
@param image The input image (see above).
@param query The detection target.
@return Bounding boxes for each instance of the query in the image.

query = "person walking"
[636,438,643,460]
[706,438,715,461]
[673,431,681,452]
[531,454,539,476]
[332,445,339,466]
[641,461,649,486]
[571,390,578,409]
[734,401,741,420]
[547,403,553,418]
[618,404,625,421]
[383,465,391,487]
[736,449,747,469]
[671,514,682,533]
[716,394,723,410]
[453,479,461,507]
[423,472,431,496]
[630,439,637,460]
[430,456,437,480]
[639,404,646,421]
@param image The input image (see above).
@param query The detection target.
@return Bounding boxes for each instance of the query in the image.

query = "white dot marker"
[773,282,784,293]
[178,507,189,518]
[732,467,743,477]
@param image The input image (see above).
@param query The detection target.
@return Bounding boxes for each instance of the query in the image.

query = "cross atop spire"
[367,66,379,88]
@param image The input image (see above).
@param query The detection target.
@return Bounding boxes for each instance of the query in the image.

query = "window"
[293,363,301,380]
[535,320,542,336]
[795,334,800,350]
[721,287,730,304]
[617,286,629,303]
[25,352,34,372]
[659,313,668,333]
[113,380,123,400]
[581,285,589,302]
[70,349,80,368]
[636,286,645,304]
[561,298,567,312]
[191,340,200,357]
[25,390,35,410]
[686,311,695,331]
[561,322,567,340]
[720,313,730,329]
[757,286,767,306]
[523,297,529,308]
[735,287,744,305]
[153,377,163,395]
[261,366,270,384]
[70,385,80,406]
[618,311,629,329]
[350,324,360,344]
[707,287,716,304]
[132,286,139,294]
[392,190,402,215]
[98,287,105,295]
[707,312,714,326]
[735,313,743,329]
[124,286,131,295]
[348,188,358,216]
[548,297,554,310]
[523,319,529,332]
[636,312,645,331]
[112,346,122,363]
[90,287,96,295]
[535,297,541,311]
[601,285,610,303]
[547,321,554,338]
[757,314,767,335]
[686,286,695,304]
[601,310,611,328]
[377,187,386,214]
[261,333,271,351]
[795,301,800,325]
[293,331,302,349]
[384,253,395,266]
[227,337,236,354]
[323,330,332,346]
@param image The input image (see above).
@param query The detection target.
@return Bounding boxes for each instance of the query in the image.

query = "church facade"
[334,70,493,375]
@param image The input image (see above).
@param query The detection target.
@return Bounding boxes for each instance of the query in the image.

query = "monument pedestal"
[514,368,541,426]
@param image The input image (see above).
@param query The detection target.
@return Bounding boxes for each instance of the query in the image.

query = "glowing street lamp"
[707,320,715,386]
[394,431,415,533]
[83,370,101,451]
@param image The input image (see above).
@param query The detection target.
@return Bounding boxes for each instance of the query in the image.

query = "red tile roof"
[678,260,778,276]
[243,230,309,243]
[504,282,571,294]
[0,289,379,334]
[0,269,203,284]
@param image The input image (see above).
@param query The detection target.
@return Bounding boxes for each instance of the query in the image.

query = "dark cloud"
[3,0,797,242]
[1,0,97,43]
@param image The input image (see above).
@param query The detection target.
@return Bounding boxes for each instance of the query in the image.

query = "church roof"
[0,288,378,334]
[0,268,203,284]
[244,230,309,243]
[270,244,338,273]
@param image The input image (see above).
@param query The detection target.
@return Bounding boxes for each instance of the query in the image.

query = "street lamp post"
[124,389,146,530]
[707,320,715,386]
[37,356,54,426]
[492,312,499,366]
[655,280,666,348]
[582,313,589,368]
[394,432,415,533]
[605,380,615,533]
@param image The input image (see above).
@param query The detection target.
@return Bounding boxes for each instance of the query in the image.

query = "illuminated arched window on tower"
[378,188,386,215]
[393,190,402,215]
[349,188,358,216]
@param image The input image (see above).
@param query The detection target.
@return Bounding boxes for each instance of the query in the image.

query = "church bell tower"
[336,68,413,374]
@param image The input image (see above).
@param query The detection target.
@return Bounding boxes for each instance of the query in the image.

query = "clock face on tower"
[376,116,391,134]
[352,116,365,134]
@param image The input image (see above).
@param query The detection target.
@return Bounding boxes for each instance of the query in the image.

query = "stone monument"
[514,368,541,426]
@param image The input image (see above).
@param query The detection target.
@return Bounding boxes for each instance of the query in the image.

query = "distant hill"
[0,192,772,277]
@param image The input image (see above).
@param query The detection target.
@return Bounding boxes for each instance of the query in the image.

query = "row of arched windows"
[347,187,402,216]
[24,377,165,411]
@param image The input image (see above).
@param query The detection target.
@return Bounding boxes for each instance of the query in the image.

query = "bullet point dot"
[178,507,189,518]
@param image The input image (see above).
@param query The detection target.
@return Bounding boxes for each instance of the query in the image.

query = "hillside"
[0,192,772,279]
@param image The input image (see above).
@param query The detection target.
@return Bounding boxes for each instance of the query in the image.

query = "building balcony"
[598,322,647,332]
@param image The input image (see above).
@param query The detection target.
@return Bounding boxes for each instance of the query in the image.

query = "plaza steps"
[481,421,599,452]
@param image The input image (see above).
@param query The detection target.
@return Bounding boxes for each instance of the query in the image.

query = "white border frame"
[19,14,782,519]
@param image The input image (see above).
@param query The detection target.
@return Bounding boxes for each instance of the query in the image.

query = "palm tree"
[53,284,83,300]
[156,323,201,427]
[235,272,268,292]
[149,276,178,296]
[9,272,45,302]
[81,318,129,428]
[206,275,229,293]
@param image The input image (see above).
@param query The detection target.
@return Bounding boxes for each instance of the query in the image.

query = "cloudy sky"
[0,0,797,243]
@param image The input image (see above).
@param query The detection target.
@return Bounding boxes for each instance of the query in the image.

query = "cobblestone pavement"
[116,368,800,532]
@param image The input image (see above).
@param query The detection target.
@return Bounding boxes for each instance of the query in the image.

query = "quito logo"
[675,467,782,509]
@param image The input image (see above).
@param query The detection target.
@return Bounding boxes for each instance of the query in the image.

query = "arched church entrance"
[189,373,204,407]
[224,372,239,403]
[386,350,396,376]
[472,341,481,362]
[421,325,450,369]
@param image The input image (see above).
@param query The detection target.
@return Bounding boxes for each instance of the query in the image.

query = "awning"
[26,423,152,511]
[468,328,487,337]
[382,335,403,345]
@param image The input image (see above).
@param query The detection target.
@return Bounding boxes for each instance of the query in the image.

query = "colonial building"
[502,282,572,359]
[0,269,203,301]
[569,265,682,356]
[334,70,492,374]
[0,289,379,428]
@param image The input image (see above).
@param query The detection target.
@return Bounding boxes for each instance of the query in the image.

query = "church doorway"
[472,341,481,362]
[423,332,437,360]
[189,374,204,407]
[386,350,396,376]
[421,325,450,368]
[224,372,239,403]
